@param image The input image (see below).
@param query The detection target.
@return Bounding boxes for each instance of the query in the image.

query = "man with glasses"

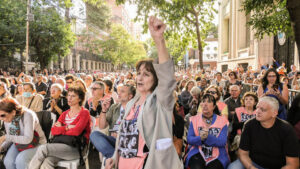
[16,82,43,113]
[64,74,76,89]
[224,85,241,122]
[90,84,136,160]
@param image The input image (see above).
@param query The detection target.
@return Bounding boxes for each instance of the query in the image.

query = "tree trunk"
[287,0,300,64]
[195,18,203,69]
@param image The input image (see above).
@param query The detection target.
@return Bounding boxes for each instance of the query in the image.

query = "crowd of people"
[0,17,299,169]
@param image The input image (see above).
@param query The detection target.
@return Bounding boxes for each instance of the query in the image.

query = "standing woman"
[105,16,182,169]
[257,68,288,120]
[0,97,46,169]
[29,86,91,169]
[181,80,196,115]
[185,94,229,169]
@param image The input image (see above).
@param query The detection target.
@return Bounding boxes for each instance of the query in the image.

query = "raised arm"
[149,16,169,64]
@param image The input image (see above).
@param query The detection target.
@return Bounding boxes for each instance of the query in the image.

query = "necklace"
[203,115,213,125]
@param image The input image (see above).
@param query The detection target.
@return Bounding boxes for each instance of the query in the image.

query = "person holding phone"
[257,68,288,120]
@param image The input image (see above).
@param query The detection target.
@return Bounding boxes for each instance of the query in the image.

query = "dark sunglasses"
[207,91,217,94]
[91,87,101,91]
[0,114,6,118]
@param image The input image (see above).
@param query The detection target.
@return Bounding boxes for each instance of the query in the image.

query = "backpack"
[36,111,53,142]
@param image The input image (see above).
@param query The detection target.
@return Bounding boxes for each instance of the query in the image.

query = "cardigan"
[112,58,183,169]
[51,107,91,142]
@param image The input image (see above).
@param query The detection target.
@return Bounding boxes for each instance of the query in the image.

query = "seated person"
[228,96,299,169]
[29,86,91,169]
[43,83,69,119]
[185,94,229,169]
[90,84,135,158]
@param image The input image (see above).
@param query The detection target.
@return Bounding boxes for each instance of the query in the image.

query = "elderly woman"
[229,92,258,159]
[29,86,91,169]
[224,71,241,100]
[43,83,69,119]
[198,85,228,117]
[0,97,46,169]
[257,68,288,120]
[104,16,182,169]
[185,94,229,169]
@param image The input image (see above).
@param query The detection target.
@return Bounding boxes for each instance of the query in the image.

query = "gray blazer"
[112,59,183,169]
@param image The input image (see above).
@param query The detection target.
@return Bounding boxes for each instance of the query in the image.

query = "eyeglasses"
[0,114,6,118]
[91,87,101,91]
[207,91,217,94]
[229,74,234,76]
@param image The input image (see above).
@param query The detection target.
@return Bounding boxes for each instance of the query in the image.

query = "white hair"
[190,86,201,96]
[259,96,279,112]
[229,85,240,91]
[51,83,63,93]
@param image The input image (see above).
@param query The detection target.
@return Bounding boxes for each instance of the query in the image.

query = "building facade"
[218,0,299,72]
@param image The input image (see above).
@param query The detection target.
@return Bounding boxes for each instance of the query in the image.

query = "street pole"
[25,0,31,73]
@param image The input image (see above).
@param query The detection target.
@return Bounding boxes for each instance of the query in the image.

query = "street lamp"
[25,0,34,73]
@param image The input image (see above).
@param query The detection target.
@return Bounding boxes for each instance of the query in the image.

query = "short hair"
[23,82,36,91]
[124,84,136,98]
[229,84,240,91]
[259,96,279,112]
[56,78,66,86]
[92,81,105,91]
[201,94,217,106]
[65,74,76,82]
[229,71,238,79]
[67,86,86,106]
[51,83,63,93]
[0,97,23,115]
[136,59,158,92]
[75,79,87,92]
[241,92,258,108]
[190,86,201,96]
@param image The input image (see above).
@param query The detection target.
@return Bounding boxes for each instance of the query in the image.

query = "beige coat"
[112,59,183,169]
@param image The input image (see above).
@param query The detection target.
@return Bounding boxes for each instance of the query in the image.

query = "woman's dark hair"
[229,71,238,79]
[0,97,23,115]
[65,74,76,82]
[262,68,282,90]
[201,94,220,115]
[67,86,86,106]
[136,59,158,92]
[241,92,258,109]
[15,84,23,96]
[104,80,113,91]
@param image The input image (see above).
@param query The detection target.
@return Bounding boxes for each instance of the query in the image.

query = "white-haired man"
[228,96,299,169]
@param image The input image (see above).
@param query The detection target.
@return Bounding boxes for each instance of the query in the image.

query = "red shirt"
[51,107,91,143]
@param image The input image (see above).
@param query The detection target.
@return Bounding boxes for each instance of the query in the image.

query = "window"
[214,47,217,51]
[214,54,217,58]
[207,47,210,50]
[206,54,210,58]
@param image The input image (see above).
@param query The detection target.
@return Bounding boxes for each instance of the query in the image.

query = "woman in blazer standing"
[105,16,183,169]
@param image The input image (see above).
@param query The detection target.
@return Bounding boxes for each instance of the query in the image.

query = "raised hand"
[149,16,166,43]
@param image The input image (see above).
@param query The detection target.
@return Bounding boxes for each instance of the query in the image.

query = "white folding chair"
[56,116,96,169]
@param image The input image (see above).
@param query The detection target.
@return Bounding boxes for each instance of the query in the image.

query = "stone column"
[76,54,80,71]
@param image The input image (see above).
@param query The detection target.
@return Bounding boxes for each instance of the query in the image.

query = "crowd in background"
[0,17,299,169]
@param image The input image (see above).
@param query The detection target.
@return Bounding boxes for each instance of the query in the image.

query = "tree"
[0,0,75,69]
[90,24,146,68]
[30,3,75,69]
[242,0,300,63]
[116,0,216,69]
[0,0,26,64]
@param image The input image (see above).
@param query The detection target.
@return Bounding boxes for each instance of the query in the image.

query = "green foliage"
[30,3,76,69]
[0,0,26,58]
[242,0,293,39]
[85,1,111,32]
[116,0,217,68]
[0,0,75,69]
[84,24,146,67]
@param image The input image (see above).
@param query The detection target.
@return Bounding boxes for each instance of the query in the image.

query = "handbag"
[15,131,40,151]
[50,135,78,147]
